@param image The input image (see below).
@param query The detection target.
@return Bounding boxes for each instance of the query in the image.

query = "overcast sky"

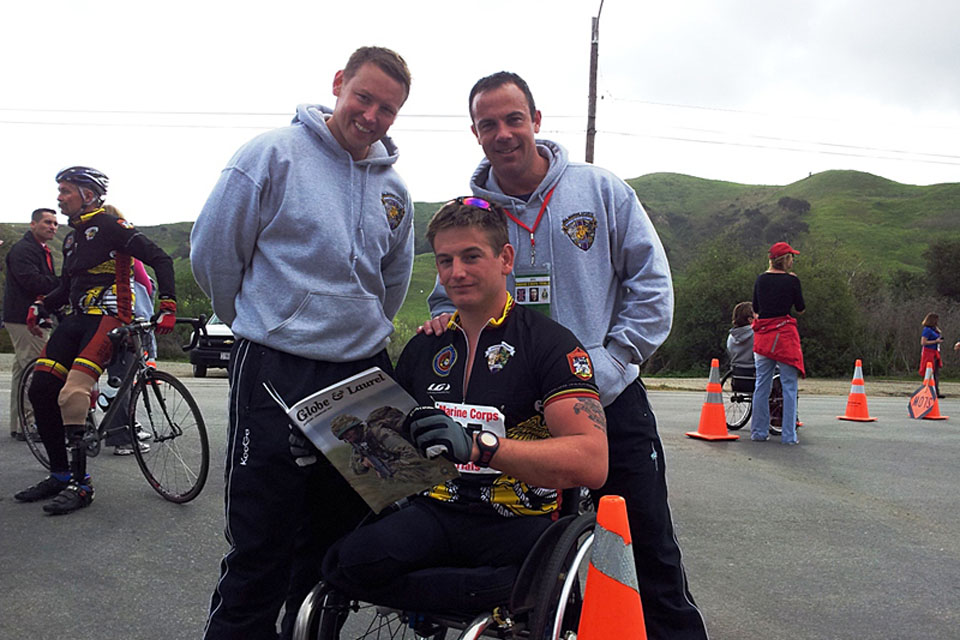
[3,0,958,227]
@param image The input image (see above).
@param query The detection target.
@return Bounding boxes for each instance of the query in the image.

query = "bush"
[648,235,757,374]
[924,237,960,302]
[652,238,866,377]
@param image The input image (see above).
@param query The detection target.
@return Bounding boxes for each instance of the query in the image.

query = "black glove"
[403,406,473,464]
[288,427,318,467]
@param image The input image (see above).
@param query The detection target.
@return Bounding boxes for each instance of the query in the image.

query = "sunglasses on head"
[448,196,497,211]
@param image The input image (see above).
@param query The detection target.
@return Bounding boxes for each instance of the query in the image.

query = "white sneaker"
[134,423,151,442]
[114,441,150,456]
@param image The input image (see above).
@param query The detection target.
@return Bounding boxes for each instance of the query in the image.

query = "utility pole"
[585,0,604,164]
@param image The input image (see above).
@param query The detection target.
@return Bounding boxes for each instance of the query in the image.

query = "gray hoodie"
[429,140,673,405]
[191,104,414,362]
[726,325,755,369]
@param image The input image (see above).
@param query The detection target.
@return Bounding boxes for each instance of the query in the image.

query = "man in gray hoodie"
[191,46,414,640]
[425,72,708,640]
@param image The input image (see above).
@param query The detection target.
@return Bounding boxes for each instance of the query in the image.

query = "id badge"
[434,401,504,475]
[513,264,551,317]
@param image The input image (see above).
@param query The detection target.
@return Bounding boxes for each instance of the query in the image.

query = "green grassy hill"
[631,170,960,274]
[3,169,955,334]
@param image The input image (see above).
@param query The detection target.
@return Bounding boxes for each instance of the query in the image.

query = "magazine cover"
[264,367,458,513]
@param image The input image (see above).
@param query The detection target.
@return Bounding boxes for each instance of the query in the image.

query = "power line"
[2,113,957,167]
[601,91,960,132]
[638,124,960,162]
[0,106,580,119]
[0,119,274,131]
[600,129,960,167]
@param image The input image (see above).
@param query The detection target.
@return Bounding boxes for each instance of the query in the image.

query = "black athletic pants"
[203,340,387,640]
[322,498,552,613]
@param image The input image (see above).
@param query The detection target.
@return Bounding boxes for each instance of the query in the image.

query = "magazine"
[264,367,458,513]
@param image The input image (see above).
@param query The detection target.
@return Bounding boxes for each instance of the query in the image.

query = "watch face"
[478,431,498,447]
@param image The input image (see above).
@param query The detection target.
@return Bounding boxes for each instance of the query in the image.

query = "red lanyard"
[502,186,556,265]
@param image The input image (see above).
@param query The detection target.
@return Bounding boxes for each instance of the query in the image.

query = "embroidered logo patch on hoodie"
[561,212,597,251]
[382,193,406,230]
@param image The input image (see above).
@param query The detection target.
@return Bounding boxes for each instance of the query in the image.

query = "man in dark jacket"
[3,208,59,440]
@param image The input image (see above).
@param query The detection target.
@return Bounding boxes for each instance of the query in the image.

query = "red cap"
[769,242,799,258]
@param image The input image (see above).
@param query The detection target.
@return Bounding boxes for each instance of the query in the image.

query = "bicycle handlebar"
[176,315,208,352]
[107,314,208,353]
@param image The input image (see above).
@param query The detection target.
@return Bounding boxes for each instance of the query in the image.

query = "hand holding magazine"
[264,367,457,513]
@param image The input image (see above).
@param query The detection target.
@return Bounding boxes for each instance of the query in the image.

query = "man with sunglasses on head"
[423,72,708,640]
[191,46,415,639]
[322,197,607,613]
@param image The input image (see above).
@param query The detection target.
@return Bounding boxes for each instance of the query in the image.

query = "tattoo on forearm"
[573,398,606,432]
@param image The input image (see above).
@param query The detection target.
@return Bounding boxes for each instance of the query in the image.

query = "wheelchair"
[721,364,799,436]
[293,489,596,640]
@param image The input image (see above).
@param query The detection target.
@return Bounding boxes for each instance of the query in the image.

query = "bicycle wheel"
[18,358,49,469]
[130,370,209,503]
[720,369,752,430]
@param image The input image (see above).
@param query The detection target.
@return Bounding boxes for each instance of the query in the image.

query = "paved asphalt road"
[1,366,958,640]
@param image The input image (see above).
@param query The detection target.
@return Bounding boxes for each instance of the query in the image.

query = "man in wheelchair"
[320,198,608,616]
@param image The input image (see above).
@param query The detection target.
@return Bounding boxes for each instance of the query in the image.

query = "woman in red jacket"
[751,242,805,444]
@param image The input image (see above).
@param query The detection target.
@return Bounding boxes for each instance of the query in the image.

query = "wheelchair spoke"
[721,369,752,430]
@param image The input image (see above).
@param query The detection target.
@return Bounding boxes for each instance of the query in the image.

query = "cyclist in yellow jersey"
[13,166,176,515]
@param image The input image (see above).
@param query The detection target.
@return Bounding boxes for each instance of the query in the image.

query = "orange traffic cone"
[837,359,877,422]
[577,496,647,640]
[686,359,739,440]
[921,362,948,420]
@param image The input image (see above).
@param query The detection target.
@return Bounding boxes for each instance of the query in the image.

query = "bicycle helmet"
[55,166,109,197]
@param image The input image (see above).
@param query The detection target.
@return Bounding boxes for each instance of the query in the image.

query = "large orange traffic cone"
[686,359,739,440]
[921,362,948,420]
[837,359,877,422]
[577,496,647,640]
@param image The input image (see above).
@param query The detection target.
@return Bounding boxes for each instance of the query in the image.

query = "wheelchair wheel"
[528,511,596,640]
[769,375,784,436]
[720,369,752,430]
[293,583,448,640]
[17,359,49,469]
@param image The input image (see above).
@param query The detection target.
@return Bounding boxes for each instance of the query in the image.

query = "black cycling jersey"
[395,297,599,517]
[43,208,175,320]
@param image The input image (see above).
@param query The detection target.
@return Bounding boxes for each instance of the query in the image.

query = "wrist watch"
[475,431,500,468]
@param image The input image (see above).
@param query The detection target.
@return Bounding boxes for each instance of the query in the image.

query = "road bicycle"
[18,316,210,503]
